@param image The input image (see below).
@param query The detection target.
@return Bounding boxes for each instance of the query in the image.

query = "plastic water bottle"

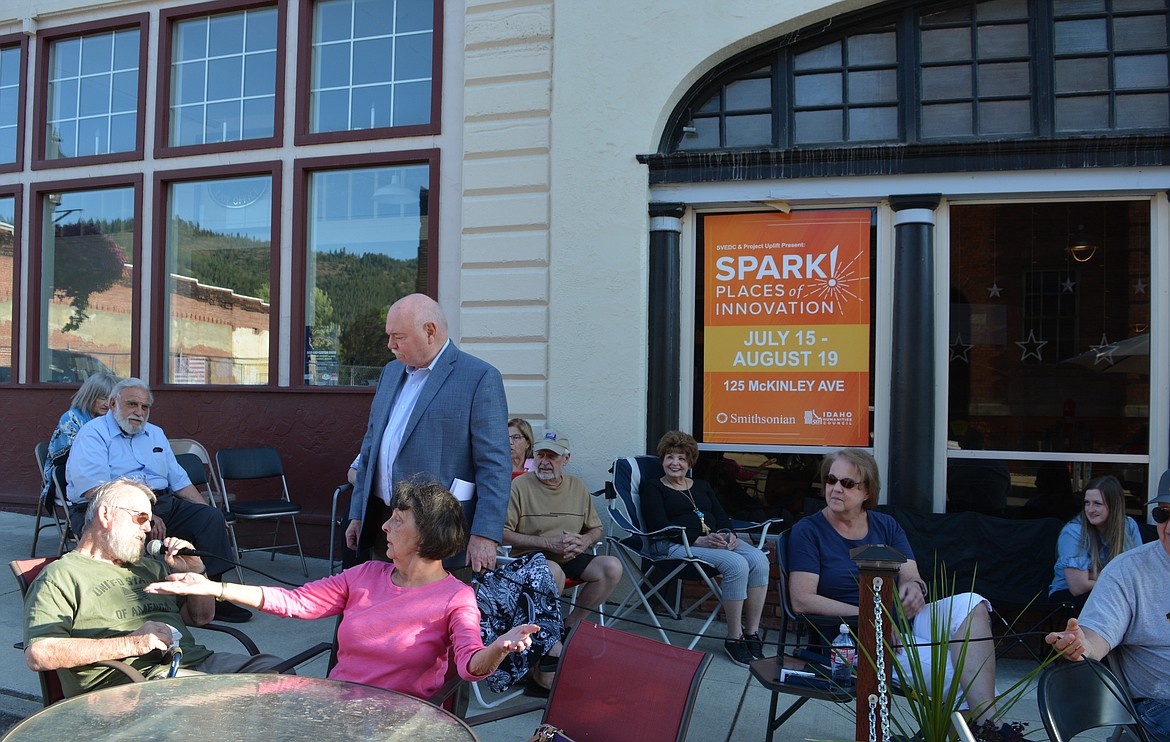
[830,623,855,685]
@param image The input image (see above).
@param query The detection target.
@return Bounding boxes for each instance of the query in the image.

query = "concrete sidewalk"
[0,509,1092,741]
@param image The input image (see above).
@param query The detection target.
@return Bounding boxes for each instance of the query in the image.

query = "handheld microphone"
[146,540,217,559]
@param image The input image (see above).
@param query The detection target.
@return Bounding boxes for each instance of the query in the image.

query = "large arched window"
[647,0,1170,180]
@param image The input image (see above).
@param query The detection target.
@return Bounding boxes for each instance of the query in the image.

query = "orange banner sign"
[703,210,871,446]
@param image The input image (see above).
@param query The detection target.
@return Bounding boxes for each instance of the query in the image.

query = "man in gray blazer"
[344,294,510,572]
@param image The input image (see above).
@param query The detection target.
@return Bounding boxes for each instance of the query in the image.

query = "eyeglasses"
[113,506,151,525]
[509,434,525,443]
[1153,507,1170,525]
[825,474,863,490]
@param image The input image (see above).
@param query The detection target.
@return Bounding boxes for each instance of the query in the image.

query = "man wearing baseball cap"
[503,430,623,694]
[1046,470,1170,741]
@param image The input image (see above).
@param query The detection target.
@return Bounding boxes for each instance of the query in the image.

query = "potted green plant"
[848,571,1057,742]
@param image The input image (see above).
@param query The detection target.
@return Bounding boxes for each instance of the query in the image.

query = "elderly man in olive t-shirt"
[23,480,283,697]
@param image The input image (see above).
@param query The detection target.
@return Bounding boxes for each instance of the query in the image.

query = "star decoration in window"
[1134,278,1148,295]
[1089,334,1117,365]
[949,333,974,363]
[987,282,1003,298]
[1015,330,1048,362]
[1061,277,1076,293]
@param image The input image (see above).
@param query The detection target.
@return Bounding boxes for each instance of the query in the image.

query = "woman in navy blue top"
[788,448,1006,729]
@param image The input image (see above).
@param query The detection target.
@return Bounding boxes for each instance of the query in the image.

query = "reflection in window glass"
[40,188,134,382]
[310,0,433,133]
[0,196,13,382]
[0,46,19,164]
[305,163,428,386]
[170,8,278,146]
[948,201,1151,510]
[46,29,139,159]
[165,177,272,385]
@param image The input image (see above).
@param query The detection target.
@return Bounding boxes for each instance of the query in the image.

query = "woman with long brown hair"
[1048,474,1140,610]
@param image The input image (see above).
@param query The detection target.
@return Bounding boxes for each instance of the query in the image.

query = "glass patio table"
[2,673,477,741]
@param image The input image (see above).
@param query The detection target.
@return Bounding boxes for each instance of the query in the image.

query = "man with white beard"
[66,377,249,622]
[23,480,283,697]
[502,432,622,693]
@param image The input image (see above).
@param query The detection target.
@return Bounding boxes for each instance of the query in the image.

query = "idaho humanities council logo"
[805,410,854,426]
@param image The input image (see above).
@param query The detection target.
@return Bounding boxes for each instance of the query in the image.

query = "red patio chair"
[541,621,711,742]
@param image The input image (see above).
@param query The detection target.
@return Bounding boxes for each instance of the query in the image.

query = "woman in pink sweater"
[147,481,538,700]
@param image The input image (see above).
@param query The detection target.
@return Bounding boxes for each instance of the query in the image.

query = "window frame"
[31,14,149,171]
[290,148,440,390]
[0,184,23,385]
[0,33,30,174]
[661,0,1170,153]
[151,160,283,389]
[155,0,287,159]
[293,0,444,146]
[28,175,144,385]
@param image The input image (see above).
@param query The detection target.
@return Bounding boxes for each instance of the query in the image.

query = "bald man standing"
[345,294,510,572]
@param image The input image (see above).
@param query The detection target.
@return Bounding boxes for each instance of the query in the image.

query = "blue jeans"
[1136,699,1170,742]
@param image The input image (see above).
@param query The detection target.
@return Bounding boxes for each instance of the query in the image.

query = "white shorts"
[890,592,992,709]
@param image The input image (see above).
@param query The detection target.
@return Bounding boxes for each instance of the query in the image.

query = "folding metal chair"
[328,482,353,575]
[215,447,308,577]
[747,528,859,741]
[605,455,781,649]
[168,439,217,488]
[1037,659,1150,742]
[49,463,80,555]
[175,452,244,582]
[31,442,71,557]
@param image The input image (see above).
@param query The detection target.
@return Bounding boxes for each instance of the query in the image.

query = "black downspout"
[646,203,685,454]
[887,195,941,512]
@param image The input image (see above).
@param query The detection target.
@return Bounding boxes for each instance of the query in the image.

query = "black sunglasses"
[1153,507,1170,525]
[825,474,862,490]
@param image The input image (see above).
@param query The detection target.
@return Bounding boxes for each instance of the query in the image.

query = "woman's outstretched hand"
[496,623,541,653]
[144,572,216,597]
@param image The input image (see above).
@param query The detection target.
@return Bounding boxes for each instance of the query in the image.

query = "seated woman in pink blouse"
[147,480,538,700]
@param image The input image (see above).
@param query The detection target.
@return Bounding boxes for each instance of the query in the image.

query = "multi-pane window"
[310,0,433,133]
[0,45,19,165]
[793,29,900,144]
[677,66,773,151]
[1053,0,1170,132]
[170,8,279,146]
[40,187,135,382]
[165,176,273,385]
[304,163,428,386]
[45,29,140,159]
[919,0,1033,138]
[666,0,1170,152]
[0,195,13,382]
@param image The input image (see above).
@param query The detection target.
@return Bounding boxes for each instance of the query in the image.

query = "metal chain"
[872,577,891,742]
[868,694,878,742]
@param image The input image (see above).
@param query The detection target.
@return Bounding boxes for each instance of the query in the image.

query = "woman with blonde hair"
[789,448,1010,731]
[42,372,120,500]
[508,417,535,477]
